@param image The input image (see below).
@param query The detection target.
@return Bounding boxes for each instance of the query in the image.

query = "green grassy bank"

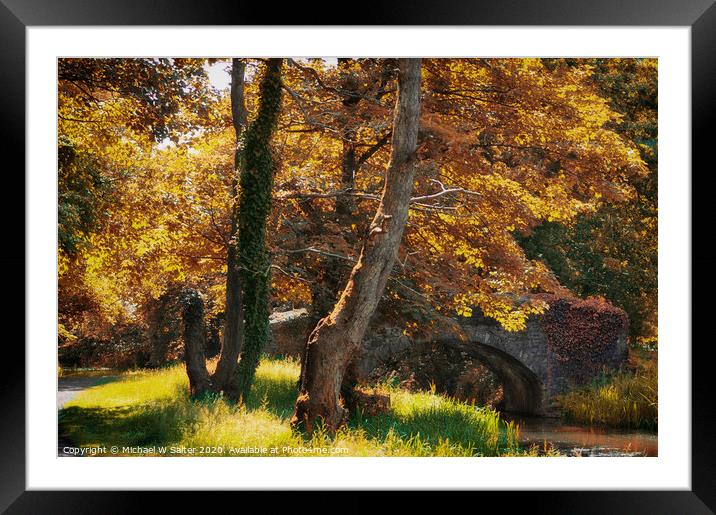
[59,356,531,457]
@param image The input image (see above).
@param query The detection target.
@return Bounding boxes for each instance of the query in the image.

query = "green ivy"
[233,59,283,402]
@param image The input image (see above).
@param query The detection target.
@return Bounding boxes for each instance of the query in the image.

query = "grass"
[555,362,657,430]
[59,356,530,457]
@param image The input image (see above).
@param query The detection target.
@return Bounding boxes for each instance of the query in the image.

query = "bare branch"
[270,264,312,283]
[275,188,380,202]
[356,131,392,167]
[280,246,357,262]
[410,179,482,203]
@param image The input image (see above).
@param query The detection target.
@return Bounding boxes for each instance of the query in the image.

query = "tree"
[57,58,217,342]
[211,59,248,394]
[518,59,657,338]
[232,58,284,401]
[57,58,652,382]
[271,58,646,335]
[58,138,111,255]
[58,58,213,141]
[291,58,422,433]
[180,59,284,401]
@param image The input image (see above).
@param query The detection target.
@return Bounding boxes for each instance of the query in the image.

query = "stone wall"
[264,308,314,356]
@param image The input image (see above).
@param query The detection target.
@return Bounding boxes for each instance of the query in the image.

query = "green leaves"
[58,139,112,254]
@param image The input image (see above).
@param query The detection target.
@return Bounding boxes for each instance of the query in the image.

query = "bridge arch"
[436,338,543,414]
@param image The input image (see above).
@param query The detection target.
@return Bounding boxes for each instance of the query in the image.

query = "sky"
[205,61,231,91]
[204,58,338,91]
[155,58,336,150]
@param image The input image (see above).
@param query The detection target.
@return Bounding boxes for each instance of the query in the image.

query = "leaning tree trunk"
[291,58,422,433]
[232,58,284,402]
[212,59,248,393]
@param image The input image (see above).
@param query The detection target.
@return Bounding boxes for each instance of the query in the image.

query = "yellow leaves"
[58,323,77,343]
[59,57,656,338]
[454,242,484,269]
[402,321,420,337]
[271,276,312,304]
[513,133,532,146]
[453,291,548,332]
[58,252,70,278]
[456,305,473,318]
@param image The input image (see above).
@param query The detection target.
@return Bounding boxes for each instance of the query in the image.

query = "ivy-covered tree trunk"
[232,58,283,402]
[291,58,422,433]
[212,59,248,393]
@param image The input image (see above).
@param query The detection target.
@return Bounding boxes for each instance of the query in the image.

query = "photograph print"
[57,57,658,458]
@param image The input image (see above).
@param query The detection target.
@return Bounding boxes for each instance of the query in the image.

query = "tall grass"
[60,356,527,457]
[555,365,657,430]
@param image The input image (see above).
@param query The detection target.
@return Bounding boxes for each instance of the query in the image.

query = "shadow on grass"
[244,369,516,455]
[58,370,298,451]
[348,404,512,455]
[57,360,517,456]
[58,402,190,449]
[243,370,300,420]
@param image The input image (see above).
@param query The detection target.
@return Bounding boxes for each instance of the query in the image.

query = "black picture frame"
[3,0,713,512]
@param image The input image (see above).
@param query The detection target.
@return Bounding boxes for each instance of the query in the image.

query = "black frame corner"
[5,0,715,512]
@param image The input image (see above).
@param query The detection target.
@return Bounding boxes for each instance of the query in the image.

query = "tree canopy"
[57,57,656,348]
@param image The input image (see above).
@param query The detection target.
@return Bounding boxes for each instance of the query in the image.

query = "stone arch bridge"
[266,297,629,415]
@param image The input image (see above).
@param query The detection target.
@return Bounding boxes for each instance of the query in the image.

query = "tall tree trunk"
[212,59,248,394]
[291,58,422,433]
[336,138,357,217]
[232,58,284,402]
[335,58,359,220]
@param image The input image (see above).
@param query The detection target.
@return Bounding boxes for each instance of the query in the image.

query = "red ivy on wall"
[537,294,629,383]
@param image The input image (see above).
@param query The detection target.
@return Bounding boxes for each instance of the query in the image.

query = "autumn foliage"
[56,57,656,374]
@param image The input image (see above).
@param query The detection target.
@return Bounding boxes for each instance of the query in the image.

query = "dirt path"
[57,375,119,410]
[58,375,119,456]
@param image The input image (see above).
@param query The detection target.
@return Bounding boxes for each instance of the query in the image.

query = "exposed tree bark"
[146,285,183,368]
[232,58,284,402]
[292,58,422,433]
[212,59,248,393]
[335,59,360,219]
[182,290,211,398]
[182,59,284,402]
[308,60,393,336]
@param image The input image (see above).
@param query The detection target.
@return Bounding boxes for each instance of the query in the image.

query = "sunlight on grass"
[65,366,188,408]
[555,365,657,430]
[61,356,530,457]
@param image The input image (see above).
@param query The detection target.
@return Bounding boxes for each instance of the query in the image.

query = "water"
[503,413,658,457]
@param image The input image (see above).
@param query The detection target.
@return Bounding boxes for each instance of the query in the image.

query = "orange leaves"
[59,57,656,335]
